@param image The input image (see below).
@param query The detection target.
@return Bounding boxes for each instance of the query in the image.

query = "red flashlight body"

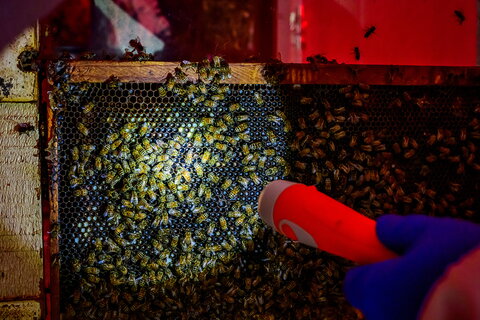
[258,181,397,264]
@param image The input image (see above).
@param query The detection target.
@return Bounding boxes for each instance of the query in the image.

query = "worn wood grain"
[0,102,41,300]
[67,61,480,86]
[0,27,37,102]
[0,300,40,319]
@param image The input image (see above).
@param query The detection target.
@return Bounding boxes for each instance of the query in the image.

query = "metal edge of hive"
[66,61,480,86]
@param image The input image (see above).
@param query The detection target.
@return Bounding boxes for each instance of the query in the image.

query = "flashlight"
[258,180,397,264]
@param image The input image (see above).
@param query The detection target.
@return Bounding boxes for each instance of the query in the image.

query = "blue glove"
[343,214,480,320]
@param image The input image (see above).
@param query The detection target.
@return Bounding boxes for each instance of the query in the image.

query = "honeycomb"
[51,60,480,319]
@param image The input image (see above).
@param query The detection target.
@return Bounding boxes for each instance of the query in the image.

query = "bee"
[120,207,134,218]
[99,144,112,157]
[228,186,240,199]
[244,144,259,155]
[166,201,178,209]
[242,153,254,165]
[264,149,276,156]
[201,150,211,163]
[454,10,465,25]
[256,156,266,169]
[221,179,233,190]
[294,161,307,170]
[211,55,223,68]
[83,252,96,267]
[228,211,242,218]
[229,103,241,112]
[87,274,100,284]
[74,188,88,197]
[213,133,225,142]
[164,74,176,91]
[211,94,224,101]
[249,172,261,185]
[207,172,220,184]
[235,114,249,122]
[324,177,332,192]
[150,214,162,227]
[353,47,361,61]
[184,149,195,165]
[360,144,372,152]
[190,95,206,106]
[76,122,89,136]
[151,212,165,227]
[186,83,199,97]
[364,26,376,38]
[215,142,227,151]
[198,62,210,80]
[84,266,100,275]
[219,114,234,126]
[219,217,228,231]
[268,115,284,125]
[235,123,248,133]
[140,139,153,154]
[265,131,278,144]
[202,132,214,145]
[181,168,192,182]
[69,177,83,188]
[176,184,189,192]
[82,102,95,114]
[48,223,60,240]
[235,215,246,226]
[170,235,179,248]
[254,92,264,105]
[183,231,194,248]
[180,59,197,71]
[239,133,250,141]
[158,85,168,97]
[265,167,278,176]
[196,212,208,223]
[188,78,205,95]
[237,176,250,188]
[201,117,215,126]
[205,187,212,200]
[134,212,147,221]
[334,131,346,140]
[204,100,217,108]
[90,157,102,172]
[109,140,122,153]
[217,85,230,94]
[242,165,256,173]
[174,67,187,83]
[207,222,216,235]
[190,134,202,148]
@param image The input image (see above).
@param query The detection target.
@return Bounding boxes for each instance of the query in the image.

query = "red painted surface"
[300,0,477,65]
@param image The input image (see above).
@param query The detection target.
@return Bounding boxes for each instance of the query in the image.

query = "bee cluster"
[290,84,480,221]
[57,58,350,319]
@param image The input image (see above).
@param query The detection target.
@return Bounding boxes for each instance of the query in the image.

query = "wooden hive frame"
[45,62,480,319]
[67,61,480,85]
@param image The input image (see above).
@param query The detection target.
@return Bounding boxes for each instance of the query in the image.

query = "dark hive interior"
[51,60,480,319]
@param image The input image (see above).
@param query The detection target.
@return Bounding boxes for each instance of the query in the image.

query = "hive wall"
[0,27,42,319]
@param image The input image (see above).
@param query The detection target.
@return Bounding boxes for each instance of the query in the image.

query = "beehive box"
[46,61,480,319]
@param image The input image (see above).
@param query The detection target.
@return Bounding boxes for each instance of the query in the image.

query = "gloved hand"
[343,214,480,320]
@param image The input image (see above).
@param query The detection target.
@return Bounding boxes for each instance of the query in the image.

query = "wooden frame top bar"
[67,61,480,86]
